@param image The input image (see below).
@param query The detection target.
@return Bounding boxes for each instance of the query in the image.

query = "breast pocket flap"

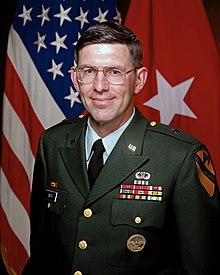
[111,199,166,229]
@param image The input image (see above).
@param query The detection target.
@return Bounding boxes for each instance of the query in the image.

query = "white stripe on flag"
[2,94,35,187]
[8,26,65,129]
[0,170,30,255]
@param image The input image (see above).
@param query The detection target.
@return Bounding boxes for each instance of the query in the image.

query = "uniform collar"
[85,108,135,162]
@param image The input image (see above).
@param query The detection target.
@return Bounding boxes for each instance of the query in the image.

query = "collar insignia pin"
[128,144,136,152]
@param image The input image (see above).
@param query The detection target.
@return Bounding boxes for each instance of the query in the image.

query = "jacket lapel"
[60,118,90,199]
[85,110,150,206]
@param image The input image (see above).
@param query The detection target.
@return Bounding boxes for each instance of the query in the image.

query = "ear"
[134,67,148,95]
[70,66,80,92]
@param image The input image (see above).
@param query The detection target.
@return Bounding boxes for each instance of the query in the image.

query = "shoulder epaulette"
[60,114,86,124]
[46,114,87,130]
[148,120,200,145]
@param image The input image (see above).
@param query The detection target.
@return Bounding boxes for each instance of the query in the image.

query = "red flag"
[125,0,220,184]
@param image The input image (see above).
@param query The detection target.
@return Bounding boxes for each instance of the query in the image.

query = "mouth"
[91,97,115,106]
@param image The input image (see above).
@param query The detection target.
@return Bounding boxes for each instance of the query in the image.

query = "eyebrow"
[78,65,126,70]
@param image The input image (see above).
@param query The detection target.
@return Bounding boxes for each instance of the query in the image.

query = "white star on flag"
[75,7,89,29]
[37,5,50,26]
[54,4,72,26]
[18,5,33,26]
[64,87,82,108]
[47,59,64,80]
[144,70,197,124]
[93,8,108,23]
[73,32,81,46]
[50,32,68,54]
[34,32,47,53]
[114,8,122,24]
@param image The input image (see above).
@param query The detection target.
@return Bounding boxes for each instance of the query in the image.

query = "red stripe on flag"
[1,134,31,215]
[0,206,29,275]
[5,57,44,157]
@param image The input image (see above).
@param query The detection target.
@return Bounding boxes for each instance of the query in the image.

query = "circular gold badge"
[127,234,146,252]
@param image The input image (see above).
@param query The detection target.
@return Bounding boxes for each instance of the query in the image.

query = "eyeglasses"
[74,66,137,85]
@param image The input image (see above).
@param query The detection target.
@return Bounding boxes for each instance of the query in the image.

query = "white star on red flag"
[144,70,197,124]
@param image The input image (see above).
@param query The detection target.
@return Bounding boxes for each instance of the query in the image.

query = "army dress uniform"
[22,109,220,275]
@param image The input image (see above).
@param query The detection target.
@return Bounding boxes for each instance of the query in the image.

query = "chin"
[92,113,113,124]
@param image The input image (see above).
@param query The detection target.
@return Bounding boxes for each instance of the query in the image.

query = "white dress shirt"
[85,109,135,168]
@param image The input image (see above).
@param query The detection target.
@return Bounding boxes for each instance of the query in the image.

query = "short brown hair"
[74,21,143,68]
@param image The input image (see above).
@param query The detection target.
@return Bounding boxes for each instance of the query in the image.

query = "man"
[22,21,220,275]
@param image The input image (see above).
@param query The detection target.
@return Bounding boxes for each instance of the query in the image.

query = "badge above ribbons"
[194,149,217,198]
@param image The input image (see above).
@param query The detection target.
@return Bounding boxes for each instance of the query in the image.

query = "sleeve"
[22,132,51,274]
[172,144,220,275]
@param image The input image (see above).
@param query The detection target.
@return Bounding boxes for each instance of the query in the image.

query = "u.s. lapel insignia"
[128,144,136,152]
[194,148,217,198]
[127,234,146,252]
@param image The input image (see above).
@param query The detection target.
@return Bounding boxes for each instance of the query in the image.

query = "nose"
[93,71,109,92]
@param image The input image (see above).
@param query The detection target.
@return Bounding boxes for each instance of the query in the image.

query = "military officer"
[22,21,220,275]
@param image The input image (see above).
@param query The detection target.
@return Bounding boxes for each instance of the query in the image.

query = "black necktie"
[88,139,105,187]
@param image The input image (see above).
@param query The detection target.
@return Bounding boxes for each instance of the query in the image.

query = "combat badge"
[127,234,146,252]
[194,149,217,198]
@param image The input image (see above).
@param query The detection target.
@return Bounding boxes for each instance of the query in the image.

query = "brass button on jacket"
[134,216,142,224]
[78,240,88,250]
[83,208,93,218]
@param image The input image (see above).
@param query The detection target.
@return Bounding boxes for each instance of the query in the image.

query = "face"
[71,43,147,133]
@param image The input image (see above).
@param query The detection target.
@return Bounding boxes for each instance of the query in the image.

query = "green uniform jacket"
[22,109,220,275]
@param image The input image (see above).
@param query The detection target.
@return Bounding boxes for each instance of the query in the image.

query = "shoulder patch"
[194,149,217,198]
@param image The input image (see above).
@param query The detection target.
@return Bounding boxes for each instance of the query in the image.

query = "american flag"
[0,0,121,273]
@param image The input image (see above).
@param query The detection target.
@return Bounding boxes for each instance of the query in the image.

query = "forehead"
[78,43,131,66]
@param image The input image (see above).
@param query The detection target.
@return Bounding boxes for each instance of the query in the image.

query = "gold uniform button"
[150,121,157,126]
[79,240,87,250]
[74,271,82,275]
[83,208,93,218]
[135,216,142,224]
